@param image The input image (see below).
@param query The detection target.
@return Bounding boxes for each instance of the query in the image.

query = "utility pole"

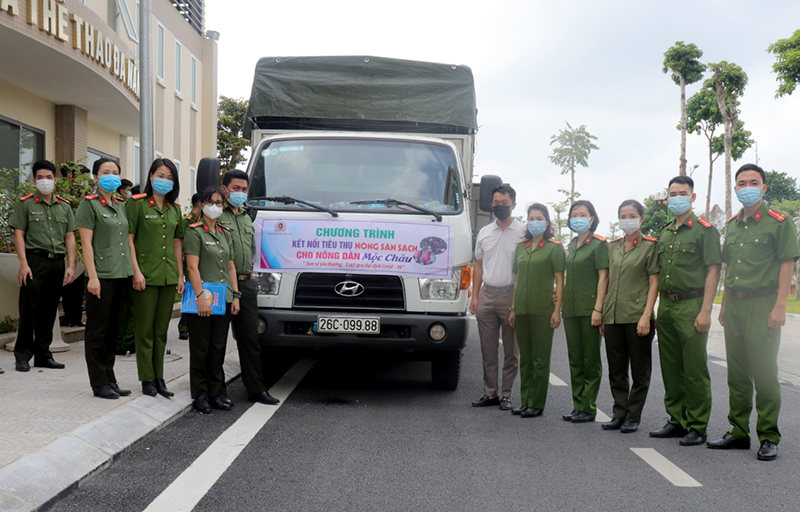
[139,0,154,185]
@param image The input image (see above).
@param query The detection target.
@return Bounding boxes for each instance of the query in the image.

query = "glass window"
[157,22,165,80]
[107,0,119,32]
[175,41,182,93]
[87,148,117,173]
[134,1,140,60]
[190,55,197,104]
[0,116,45,187]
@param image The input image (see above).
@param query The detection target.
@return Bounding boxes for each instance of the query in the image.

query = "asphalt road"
[46,318,800,512]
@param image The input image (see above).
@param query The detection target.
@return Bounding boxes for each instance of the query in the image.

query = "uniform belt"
[483,284,514,291]
[237,273,252,281]
[27,249,65,260]
[660,289,704,302]
[730,288,778,299]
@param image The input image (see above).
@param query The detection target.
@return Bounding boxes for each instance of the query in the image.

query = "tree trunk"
[715,82,734,221]
[570,168,575,204]
[706,136,713,218]
[679,73,687,176]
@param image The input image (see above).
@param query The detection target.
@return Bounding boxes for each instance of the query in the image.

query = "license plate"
[317,316,380,334]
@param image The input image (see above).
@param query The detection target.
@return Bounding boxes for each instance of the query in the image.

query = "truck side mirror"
[197,157,221,192]
[479,175,503,212]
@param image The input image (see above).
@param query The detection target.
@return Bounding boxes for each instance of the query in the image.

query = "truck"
[233,56,479,389]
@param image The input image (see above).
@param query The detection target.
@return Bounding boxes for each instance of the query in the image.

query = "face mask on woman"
[152,177,174,196]
[98,174,121,193]
[203,204,223,220]
[618,218,641,235]
[569,217,591,234]
[527,220,547,237]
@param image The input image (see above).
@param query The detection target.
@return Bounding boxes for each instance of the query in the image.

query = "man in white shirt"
[470,185,525,410]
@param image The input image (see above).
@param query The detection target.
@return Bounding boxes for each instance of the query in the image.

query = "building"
[0,0,218,204]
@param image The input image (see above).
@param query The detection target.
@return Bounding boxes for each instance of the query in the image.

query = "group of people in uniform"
[8,158,278,414]
[471,163,799,462]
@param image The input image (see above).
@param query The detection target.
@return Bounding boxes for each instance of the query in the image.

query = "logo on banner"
[274,221,287,232]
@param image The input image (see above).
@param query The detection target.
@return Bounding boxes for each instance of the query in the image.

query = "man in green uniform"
[708,164,800,461]
[218,170,279,405]
[178,192,203,340]
[10,160,77,371]
[650,176,721,446]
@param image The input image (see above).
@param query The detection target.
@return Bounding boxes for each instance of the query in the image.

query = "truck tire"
[431,350,461,390]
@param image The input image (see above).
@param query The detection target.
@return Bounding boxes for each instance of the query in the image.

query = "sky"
[205,0,800,237]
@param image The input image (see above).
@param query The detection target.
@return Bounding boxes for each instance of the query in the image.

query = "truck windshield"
[249,138,462,214]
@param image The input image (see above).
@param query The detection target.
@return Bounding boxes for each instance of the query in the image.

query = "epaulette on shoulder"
[547,238,562,244]
[610,237,622,243]
[189,222,204,228]
[768,209,787,222]
[727,212,739,223]
[220,225,232,232]
[174,201,181,207]
[642,235,658,242]
[56,196,70,204]
[697,217,713,228]
[131,193,147,200]
[592,233,607,241]
[85,194,99,200]
[19,194,33,201]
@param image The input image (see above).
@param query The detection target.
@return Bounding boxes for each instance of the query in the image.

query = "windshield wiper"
[250,196,339,217]
[350,198,442,222]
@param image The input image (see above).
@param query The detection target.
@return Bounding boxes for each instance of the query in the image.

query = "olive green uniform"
[9,193,76,364]
[722,204,800,444]
[76,194,133,388]
[656,213,721,436]
[184,221,235,399]
[563,233,609,416]
[126,194,186,382]
[178,212,200,335]
[603,235,659,423]
[219,205,267,395]
[513,238,566,409]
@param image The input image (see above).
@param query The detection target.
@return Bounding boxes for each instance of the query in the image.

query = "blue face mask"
[228,192,247,208]
[736,186,762,207]
[98,174,121,193]
[527,220,547,237]
[668,196,692,216]
[569,217,591,234]
[152,177,174,196]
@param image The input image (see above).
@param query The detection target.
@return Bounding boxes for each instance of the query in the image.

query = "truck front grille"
[293,273,405,310]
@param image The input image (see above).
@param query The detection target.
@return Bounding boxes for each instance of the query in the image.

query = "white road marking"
[142,359,315,512]
[711,360,727,368]
[630,448,702,487]
[549,373,567,386]
[594,409,611,423]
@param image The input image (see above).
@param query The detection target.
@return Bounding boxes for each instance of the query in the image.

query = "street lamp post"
[139,0,154,185]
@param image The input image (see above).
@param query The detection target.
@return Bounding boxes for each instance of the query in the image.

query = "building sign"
[1,0,140,100]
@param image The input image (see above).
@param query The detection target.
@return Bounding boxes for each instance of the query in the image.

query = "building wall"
[0,77,56,161]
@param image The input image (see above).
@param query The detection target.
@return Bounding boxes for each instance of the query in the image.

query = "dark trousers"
[187,304,232,399]
[604,321,654,423]
[15,252,65,363]
[84,277,131,387]
[61,270,85,325]
[231,279,266,395]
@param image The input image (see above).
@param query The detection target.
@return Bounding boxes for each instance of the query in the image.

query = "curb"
[0,353,242,512]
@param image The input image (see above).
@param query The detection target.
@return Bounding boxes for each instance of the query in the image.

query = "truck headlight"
[419,268,462,300]
[253,272,281,295]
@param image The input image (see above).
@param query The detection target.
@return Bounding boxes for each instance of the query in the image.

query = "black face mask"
[492,204,511,221]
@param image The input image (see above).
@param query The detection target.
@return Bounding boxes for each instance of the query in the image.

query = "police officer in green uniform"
[649,176,721,445]
[219,170,279,405]
[76,157,134,399]
[708,164,800,461]
[184,186,241,414]
[602,199,659,434]
[562,200,609,423]
[509,203,566,418]
[127,158,185,397]
[10,160,77,372]
[178,192,203,340]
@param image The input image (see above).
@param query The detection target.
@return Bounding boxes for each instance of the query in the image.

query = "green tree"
[663,42,706,176]
[217,96,249,172]
[764,171,800,204]
[640,195,669,237]
[608,221,619,240]
[706,61,748,220]
[767,29,800,98]
[549,123,599,204]
[686,85,722,217]
[548,199,571,245]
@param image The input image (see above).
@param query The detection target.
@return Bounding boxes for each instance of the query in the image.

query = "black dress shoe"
[620,421,639,433]
[499,397,513,411]
[194,395,212,414]
[511,406,528,415]
[707,432,750,450]
[571,411,596,423]
[15,361,30,372]
[142,381,157,397]
[602,418,625,430]
[0,367,4,374]
[155,379,174,398]
[109,383,131,397]
[680,429,707,446]
[210,395,232,411]
[757,440,778,461]
[562,409,578,421]
[471,395,500,407]
[249,391,280,405]
[521,408,543,418]
[179,331,189,340]
[218,394,233,407]
[34,358,65,369]
[92,384,120,399]
[650,422,688,438]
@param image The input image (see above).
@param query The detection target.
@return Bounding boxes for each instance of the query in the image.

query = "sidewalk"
[0,317,242,512]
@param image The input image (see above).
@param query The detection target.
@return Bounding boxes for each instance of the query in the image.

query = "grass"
[713,290,800,314]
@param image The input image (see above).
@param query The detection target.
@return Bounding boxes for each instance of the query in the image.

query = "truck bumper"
[257,309,469,352]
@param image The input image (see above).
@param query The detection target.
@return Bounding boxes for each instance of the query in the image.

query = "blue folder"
[181,281,227,316]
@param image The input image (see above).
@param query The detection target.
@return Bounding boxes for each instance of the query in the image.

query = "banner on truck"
[255,218,453,278]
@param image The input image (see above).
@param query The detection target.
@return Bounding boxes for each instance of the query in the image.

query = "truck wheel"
[431,350,461,390]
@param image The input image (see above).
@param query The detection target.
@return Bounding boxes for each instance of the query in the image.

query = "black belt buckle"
[47,252,58,259]
[733,291,745,299]
[667,293,680,301]
[237,273,252,281]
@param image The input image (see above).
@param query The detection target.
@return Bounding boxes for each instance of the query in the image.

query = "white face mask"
[203,204,223,220]
[36,178,55,195]
[619,218,641,235]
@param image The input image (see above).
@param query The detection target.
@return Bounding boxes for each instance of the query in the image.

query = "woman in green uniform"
[76,157,134,399]
[601,199,660,434]
[127,158,185,398]
[562,200,609,423]
[184,187,240,414]
[509,203,566,418]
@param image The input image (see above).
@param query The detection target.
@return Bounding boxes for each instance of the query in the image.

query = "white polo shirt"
[475,219,525,287]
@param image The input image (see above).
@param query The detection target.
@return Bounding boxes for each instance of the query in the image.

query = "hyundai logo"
[334,281,365,297]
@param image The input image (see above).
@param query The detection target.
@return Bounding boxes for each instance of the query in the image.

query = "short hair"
[568,200,600,232]
[143,158,181,204]
[222,169,249,187]
[119,179,133,189]
[190,192,202,207]
[491,184,516,203]
[92,157,121,176]
[198,186,225,205]
[130,185,140,195]
[32,160,56,178]
[618,199,644,218]
[523,203,554,241]
[668,175,694,190]
[735,163,766,182]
